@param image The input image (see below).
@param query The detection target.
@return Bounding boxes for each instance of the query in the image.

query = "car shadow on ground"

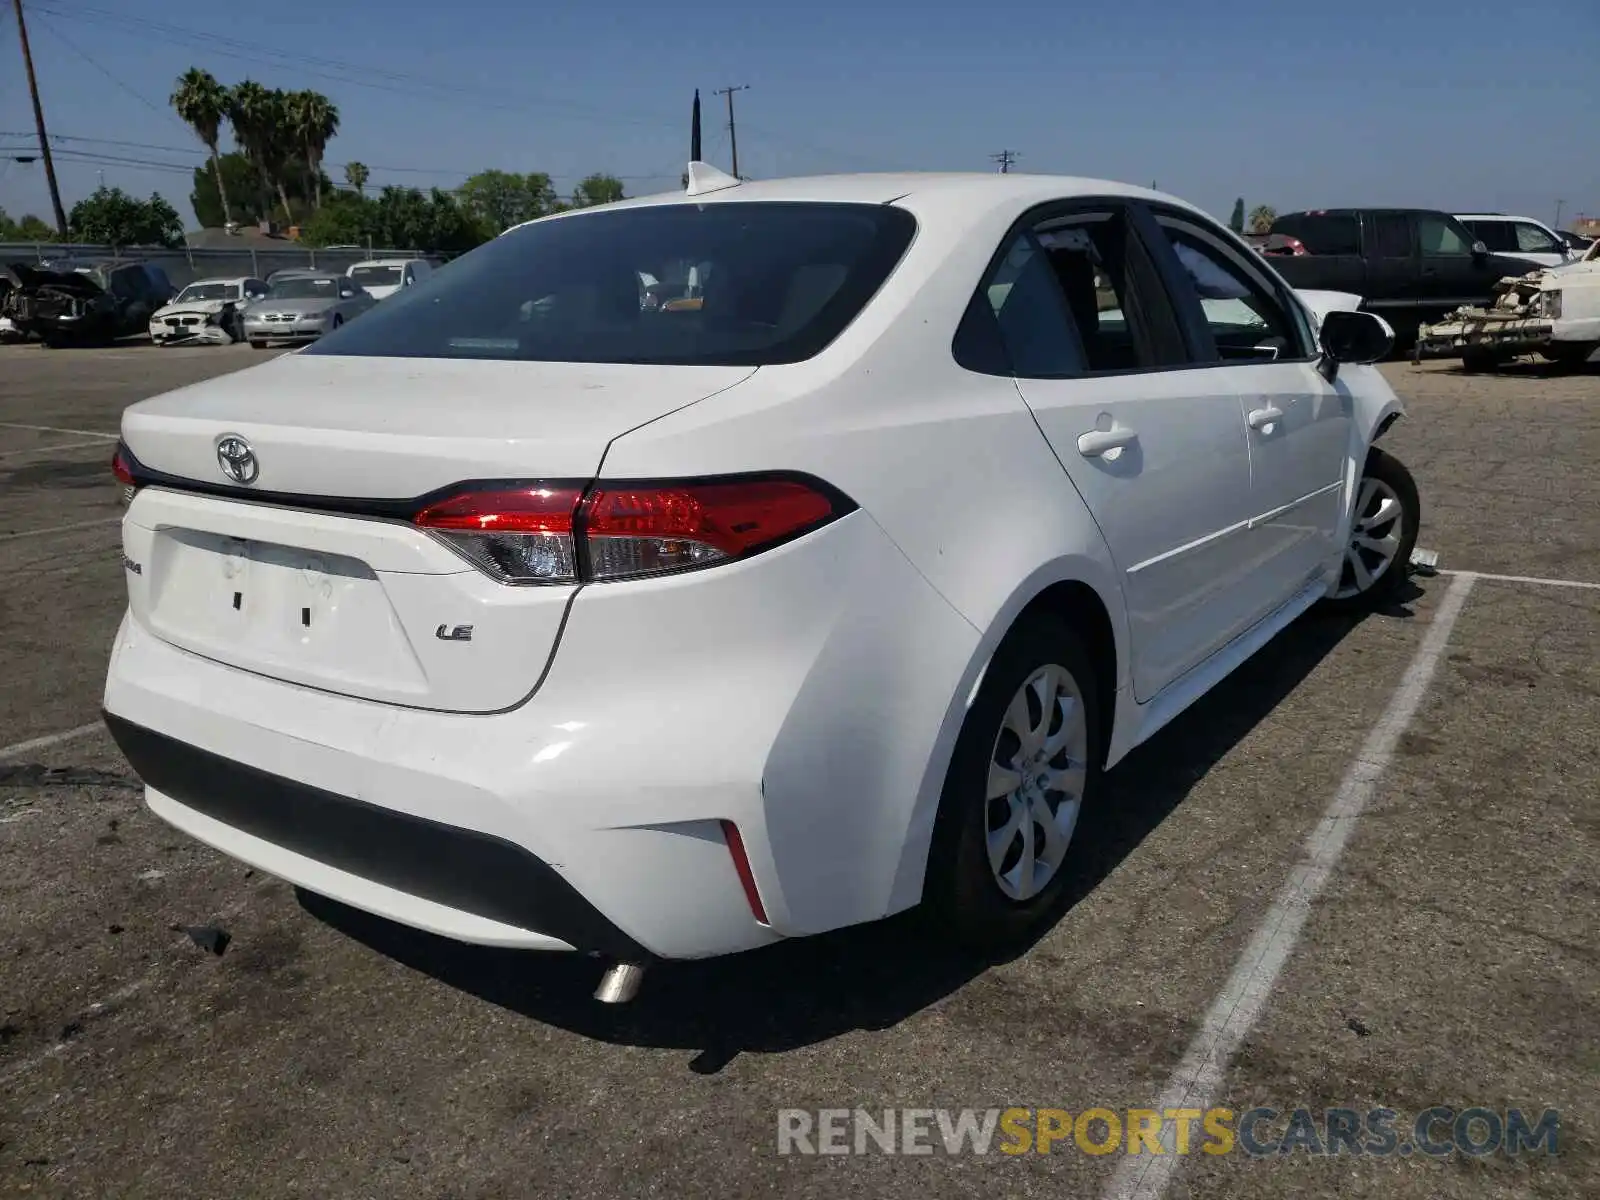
[300,579,1425,1070]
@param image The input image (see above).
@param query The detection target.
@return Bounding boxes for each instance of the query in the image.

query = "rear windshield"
[350,265,403,287]
[303,201,918,366]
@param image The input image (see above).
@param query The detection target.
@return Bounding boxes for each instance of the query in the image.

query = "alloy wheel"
[1332,475,1405,600]
[984,663,1090,902]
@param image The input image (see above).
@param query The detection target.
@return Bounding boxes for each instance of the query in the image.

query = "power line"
[0,131,680,185]
[990,149,1019,174]
[26,10,188,133]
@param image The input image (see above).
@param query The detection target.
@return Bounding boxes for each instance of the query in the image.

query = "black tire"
[249,340,268,350]
[1461,349,1502,374]
[923,611,1103,952]
[1318,445,1421,615]
[1541,342,1597,370]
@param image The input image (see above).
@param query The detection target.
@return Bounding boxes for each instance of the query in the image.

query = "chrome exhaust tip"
[594,962,647,1005]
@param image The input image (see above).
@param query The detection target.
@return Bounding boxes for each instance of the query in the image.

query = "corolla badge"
[216,434,259,485]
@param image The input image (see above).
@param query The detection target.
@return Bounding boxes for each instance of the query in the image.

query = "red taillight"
[581,479,836,580]
[719,819,769,925]
[111,445,135,486]
[414,485,584,584]
[111,444,137,506]
[413,474,847,585]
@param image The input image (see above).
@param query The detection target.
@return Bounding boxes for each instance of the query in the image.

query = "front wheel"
[924,611,1102,952]
[1319,446,1421,614]
[1541,342,1598,370]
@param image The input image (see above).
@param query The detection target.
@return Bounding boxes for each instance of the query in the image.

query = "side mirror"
[1471,240,1489,260]
[1318,309,1393,380]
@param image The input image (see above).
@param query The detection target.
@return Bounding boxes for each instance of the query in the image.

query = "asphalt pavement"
[1,343,1595,1199]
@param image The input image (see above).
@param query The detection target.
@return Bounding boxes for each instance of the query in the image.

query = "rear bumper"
[105,712,646,957]
[102,511,982,960]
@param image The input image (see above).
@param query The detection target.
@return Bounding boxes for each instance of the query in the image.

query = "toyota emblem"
[216,435,259,485]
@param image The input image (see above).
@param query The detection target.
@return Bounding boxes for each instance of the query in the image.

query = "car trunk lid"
[119,354,756,712]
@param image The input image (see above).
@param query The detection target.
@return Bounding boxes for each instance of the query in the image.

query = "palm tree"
[286,90,339,209]
[263,89,297,223]
[344,161,370,196]
[228,80,276,221]
[171,68,234,227]
[1248,205,1277,234]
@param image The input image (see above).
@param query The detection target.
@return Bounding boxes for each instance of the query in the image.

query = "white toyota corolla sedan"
[103,164,1418,1001]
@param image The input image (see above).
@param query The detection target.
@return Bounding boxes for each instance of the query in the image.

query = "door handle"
[1247,405,1284,431]
[1077,427,1137,457]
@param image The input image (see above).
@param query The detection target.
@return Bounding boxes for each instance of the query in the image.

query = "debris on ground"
[171,924,231,956]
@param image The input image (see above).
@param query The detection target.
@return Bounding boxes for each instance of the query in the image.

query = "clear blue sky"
[2,0,1596,231]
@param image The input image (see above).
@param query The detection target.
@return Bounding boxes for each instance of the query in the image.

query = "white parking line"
[0,422,118,440]
[1103,571,1477,1200]
[0,516,121,543]
[0,436,117,461]
[1440,568,1600,592]
[0,721,105,761]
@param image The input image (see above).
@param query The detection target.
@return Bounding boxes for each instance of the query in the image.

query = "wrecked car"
[2,260,173,347]
[149,277,269,346]
[1415,238,1600,372]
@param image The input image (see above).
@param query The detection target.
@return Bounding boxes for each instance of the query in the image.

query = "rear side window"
[956,208,1186,377]
[1276,214,1360,256]
[1371,214,1411,258]
[305,202,917,366]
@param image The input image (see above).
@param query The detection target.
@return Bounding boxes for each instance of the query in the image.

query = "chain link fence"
[0,242,459,289]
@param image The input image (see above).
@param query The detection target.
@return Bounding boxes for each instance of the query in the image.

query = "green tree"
[286,90,339,209]
[570,174,626,208]
[299,191,376,247]
[458,170,556,234]
[1229,198,1245,233]
[229,81,299,223]
[1248,205,1277,234]
[344,161,370,195]
[13,213,57,241]
[191,151,329,228]
[68,187,183,248]
[171,68,236,227]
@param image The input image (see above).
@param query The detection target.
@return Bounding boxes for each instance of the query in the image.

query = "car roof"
[505,170,1210,236]
[178,276,251,287]
[349,259,418,267]
[1455,213,1548,224]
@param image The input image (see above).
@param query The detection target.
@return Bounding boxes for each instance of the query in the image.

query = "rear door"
[1141,206,1351,604]
[981,202,1260,701]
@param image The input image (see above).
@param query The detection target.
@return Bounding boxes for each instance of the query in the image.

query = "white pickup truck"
[1415,238,1600,372]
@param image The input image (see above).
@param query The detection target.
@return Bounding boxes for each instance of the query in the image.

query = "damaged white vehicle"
[149,277,269,346]
[1416,239,1600,372]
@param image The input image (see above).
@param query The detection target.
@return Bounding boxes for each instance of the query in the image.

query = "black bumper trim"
[102,712,650,960]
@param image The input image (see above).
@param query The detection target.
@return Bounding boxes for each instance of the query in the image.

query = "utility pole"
[11,0,69,239]
[1554,199,1565,231]
[714,85,749,180]
[990,149,1019,174]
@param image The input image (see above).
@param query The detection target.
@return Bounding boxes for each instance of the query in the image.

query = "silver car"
[242,274,376,348]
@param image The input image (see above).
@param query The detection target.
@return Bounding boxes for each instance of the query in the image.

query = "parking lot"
[1,343,1596,1199]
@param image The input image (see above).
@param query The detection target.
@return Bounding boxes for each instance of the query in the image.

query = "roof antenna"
[685,160,741,197]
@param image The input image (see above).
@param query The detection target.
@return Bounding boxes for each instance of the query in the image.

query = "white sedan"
[103,164,1417,1002]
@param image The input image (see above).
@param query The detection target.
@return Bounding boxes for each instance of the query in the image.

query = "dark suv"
[1265,209,1542,349]
[2,259,174,346]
